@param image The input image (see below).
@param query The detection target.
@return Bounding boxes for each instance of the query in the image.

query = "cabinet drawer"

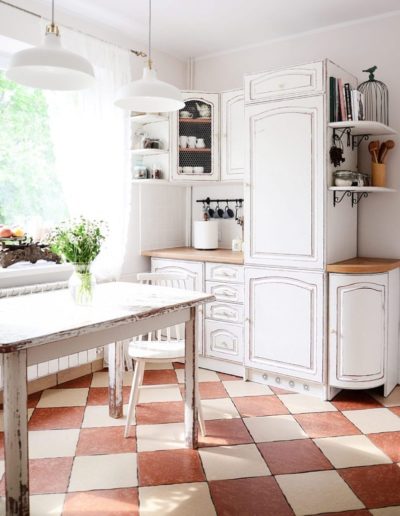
[206,281,244,304]
[206,301,244,323]
[245,61,324,103]
[206,263,244,283]
[205,320,243,363]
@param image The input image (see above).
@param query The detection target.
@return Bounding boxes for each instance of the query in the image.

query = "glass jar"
[69,263,96,305]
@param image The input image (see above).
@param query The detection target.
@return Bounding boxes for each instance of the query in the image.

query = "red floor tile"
[179,382,228,400]
[86,387,131,406]
[54,374,93,389]
[391,406,400,417]
[135,401,184,424]
[28,407,85,430]
[76,426,136,455]
[199,419,254,447]
[315,511,370,516]
[368,432,400,462]
[138,449,205,486]
[233,395,289,417]
[142,369,178,385]
[63,488,139,515]
[217,372,241,382]
[269,386,294,395]
[331,390,382,411]
[340,464,400,508]
[295,412,361,438]
[27,391,42,409]
[172,361,185,369]
[0,457,73,496]
[257,439,333,475]
[0,433,3,460]
[209,476,294,516]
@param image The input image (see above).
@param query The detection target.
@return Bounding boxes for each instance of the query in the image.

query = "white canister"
[193,221,218,250]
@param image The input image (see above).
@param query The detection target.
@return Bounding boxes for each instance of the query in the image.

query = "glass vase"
[69,263,96,306]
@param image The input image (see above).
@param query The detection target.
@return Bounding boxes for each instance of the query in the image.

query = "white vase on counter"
[193,221,218,250]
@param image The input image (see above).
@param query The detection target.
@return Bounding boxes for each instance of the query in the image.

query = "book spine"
[337,79,346,122]
[329,77,336,123]
[344,83,353,121]
[351,91,358,122]
[359,92,365,121]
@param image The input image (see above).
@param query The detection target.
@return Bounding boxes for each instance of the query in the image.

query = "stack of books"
[329,77,365,123]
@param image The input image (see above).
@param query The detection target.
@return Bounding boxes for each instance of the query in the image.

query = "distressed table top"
[0,281,214,351]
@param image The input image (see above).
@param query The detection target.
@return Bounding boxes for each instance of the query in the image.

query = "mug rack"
[196,197,244,206]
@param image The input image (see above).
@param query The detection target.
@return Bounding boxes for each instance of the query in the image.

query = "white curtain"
[44,23,131,281]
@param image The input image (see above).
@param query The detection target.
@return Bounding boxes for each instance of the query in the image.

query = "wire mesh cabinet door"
[171,92,220,181]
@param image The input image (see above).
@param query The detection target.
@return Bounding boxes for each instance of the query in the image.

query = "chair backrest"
[136,272,189,341]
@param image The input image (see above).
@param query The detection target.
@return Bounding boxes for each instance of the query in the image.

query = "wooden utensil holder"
[371,162,386,187]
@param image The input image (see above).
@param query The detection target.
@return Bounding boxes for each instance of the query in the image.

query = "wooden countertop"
[327,257,400,274]
[142,247,244,265]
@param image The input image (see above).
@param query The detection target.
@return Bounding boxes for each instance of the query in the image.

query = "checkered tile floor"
[1,363,400,515]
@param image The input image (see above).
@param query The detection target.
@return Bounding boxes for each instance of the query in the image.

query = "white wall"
[194,13,400,258]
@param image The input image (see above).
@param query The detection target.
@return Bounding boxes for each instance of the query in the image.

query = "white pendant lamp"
[114,0,184,112]
[6,0,95,91]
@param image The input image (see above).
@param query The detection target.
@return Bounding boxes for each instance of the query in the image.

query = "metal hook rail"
[196,197,244,206]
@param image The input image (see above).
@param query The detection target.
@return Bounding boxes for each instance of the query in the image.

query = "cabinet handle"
[218,270,234,277]
[219,341,229,348]
[214,309,235,319]
[219,289,235,297]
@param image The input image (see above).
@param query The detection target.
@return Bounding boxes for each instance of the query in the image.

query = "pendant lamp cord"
[148,0,152,69]
[51,0,55,25]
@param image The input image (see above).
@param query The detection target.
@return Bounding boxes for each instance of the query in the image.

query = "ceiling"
[17,0,400,59]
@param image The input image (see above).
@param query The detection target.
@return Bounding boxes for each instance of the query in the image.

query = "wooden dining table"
[0,281,214,515]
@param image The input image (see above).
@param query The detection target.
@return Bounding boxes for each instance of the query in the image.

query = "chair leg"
[196,383,206,436]
[124,360,145,438]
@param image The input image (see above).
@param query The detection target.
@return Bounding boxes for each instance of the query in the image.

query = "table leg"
[184,307,198,449]
[108,341,124,418]
[3,350,29,515]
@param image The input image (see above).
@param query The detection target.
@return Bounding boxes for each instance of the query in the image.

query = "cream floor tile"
[175,369,220,383]
[0,408,34,432]
[314,435,392,468]
[278,394,337,414]
[37,388,88,408]
[0,462,4,482]
[199,444,270,481]
[91,371,133,387]
[28,429,80,459]
[82,404,129,428]
[68,453,137,492]
[371,508,400,515]
[145,362,174,370]
[202,398,240,420]
[371,386,400,407]
[276,470,365,515]
[343,408,400,434]
[139,482,216,516]
[0,494,65,516]
[244,415,307,443]
[136,422,186,452]
[138,384,182,403]
[222,380,273,397]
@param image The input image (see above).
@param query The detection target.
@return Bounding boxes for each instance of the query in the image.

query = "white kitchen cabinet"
[221,89,245,181]
[206,262,244,283]
[205,320,244,363]
[244,61,324,104]
[206,281,244,304]
[329,271,399,394]
[245,267,324,382]
[171,91,220,182]
[244,95,324,269]
[151,258,204,354]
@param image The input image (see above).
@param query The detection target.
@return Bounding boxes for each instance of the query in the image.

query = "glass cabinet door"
[171,92,219,181]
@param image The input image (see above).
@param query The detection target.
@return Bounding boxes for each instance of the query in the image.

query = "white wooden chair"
[124,272,206,438]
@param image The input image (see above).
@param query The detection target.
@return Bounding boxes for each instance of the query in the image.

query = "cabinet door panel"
[221,90,244,181]
[245,268,324,381]
[206,263,244,283]
[205,320,243,363]
[244,96,324,269]
[329,274,387,387]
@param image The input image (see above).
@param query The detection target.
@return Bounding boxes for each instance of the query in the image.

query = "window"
[0,70,68,231]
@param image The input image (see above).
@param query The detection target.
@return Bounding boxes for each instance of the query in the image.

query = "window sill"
[0,262,72,288]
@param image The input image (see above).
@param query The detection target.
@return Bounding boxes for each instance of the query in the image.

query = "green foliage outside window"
[0,71,68,225]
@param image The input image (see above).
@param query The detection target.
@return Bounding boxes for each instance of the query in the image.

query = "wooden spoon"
[381,140,395,163]
[368,140,380,162]
[378,141,387,163]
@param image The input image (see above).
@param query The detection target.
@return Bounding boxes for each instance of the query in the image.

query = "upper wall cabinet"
[171,92,220,181]
[244,95,325,269]
[244,61,324,104]
[221,89,245,181]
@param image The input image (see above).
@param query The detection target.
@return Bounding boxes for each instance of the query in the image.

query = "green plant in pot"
[49,217,106,305]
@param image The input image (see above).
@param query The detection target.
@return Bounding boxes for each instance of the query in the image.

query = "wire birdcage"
[357,66,389,125]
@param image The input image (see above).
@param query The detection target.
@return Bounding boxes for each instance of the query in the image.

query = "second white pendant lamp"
[6,0,95,91]
[114,0,184,113]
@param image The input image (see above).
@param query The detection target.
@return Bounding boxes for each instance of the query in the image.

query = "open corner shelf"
[130,113,169,124]
[328,121,397,150]
[130,149,168,156]
[329,186,396,208]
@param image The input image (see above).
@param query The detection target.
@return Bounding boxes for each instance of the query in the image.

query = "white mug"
[196,138,206,148]
[187,136,197,148]
[179,136,188,148]
[183,166,193,174]
[193,166,204,173]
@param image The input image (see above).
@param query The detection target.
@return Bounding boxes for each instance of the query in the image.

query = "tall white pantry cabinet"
[243,60,399,398]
